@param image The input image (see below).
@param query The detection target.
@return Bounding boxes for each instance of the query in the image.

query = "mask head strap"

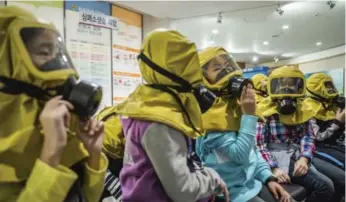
[138,53,192,90]
[0,76,51,99]
[147,83,202,135]
[253,87,268,97]
[306,87,331,109]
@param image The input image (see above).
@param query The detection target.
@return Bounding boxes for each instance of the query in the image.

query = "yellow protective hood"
[0,6,86,183]
[305,73,338,121]
[258,66,313,125]
[303,97,336,121]
[252,74,268,103]
[258,96,315,125]
[199,46,262,131]
[199,46,243,91]
[96,106,124,159]
[306,73,338,100]
[268,66,306,99]
[116,29,204,138]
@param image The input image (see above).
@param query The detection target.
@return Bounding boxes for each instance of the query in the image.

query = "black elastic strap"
[147,84,201,135]
[254,87,268,97]
[138,53,192,89]
[101,112,117,122]
[306,87,331,109]
[0,76,50,100]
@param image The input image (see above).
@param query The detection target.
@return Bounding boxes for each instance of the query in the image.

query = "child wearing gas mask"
[304,73,345,202]
[0,7,108,201]
[256,66,335,202]
[252,73,269,104]
[115,30,229,202]
[196,47,293,202]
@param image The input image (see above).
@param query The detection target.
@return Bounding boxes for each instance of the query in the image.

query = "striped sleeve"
[299,120,316,162]
[256,121,279,169]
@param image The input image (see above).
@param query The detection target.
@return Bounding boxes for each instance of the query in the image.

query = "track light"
[276,4,284,16]
[327,1,336,9]
[217,12,222,24]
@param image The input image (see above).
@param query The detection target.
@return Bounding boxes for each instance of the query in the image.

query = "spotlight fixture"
[253,56,258,62]
[263,41,269,45]
[316,41,322,46]
[217,12,222,24]
[327,1,336,9]
[276,4,284,16]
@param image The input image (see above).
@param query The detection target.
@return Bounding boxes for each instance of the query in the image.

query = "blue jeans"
[313,157,345,202]
[288,159,334,202]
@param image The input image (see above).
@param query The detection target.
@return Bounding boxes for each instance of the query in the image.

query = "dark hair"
[20,28,45,44]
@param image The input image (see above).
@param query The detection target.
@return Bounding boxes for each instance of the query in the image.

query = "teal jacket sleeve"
[217,115,259,164]
[253,146,273,184]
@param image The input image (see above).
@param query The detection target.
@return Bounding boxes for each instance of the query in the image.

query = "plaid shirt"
[256,114,316,168]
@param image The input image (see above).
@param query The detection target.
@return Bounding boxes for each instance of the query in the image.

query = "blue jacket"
[196,115,273,202]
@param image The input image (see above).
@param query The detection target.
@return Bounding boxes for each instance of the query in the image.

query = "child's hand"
[211,180,229,202]
[336,109,345,123]
[39,96,74,167]
[79,118,105,170]
[240,84,256,115]
[267,181,292,202]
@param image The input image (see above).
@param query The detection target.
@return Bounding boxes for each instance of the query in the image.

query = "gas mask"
[0,27,102,117]
[214,76,252,99]
[138,53,216,115]
[269,77,305,115]
[334,96,345,109]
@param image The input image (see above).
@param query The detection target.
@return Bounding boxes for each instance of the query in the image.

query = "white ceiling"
[116,1,346,64]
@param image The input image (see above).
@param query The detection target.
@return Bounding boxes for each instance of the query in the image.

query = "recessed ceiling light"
[316,41,322,46]
[282,25,289,30]
[253,56,258,62]
[207,40,215,45]
[263,41,269,45]
[212,29,219,34]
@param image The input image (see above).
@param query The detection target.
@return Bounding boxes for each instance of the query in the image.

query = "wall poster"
[112,5,142,104]
[65,1,113,109]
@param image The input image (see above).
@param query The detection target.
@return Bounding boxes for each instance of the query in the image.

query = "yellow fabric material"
[306,73,338,100]
[252,74,268,103]
[96,106,124,159]
[303,97,336,121]
[116,29,204,138]
[0,6,87,183]
[198,46,262,131]
[258,66,313,125]
[0,153,107,202]
[304,73,338,121]
[0,7,106,202]
[258,97,315,125]
[268,66,306,99]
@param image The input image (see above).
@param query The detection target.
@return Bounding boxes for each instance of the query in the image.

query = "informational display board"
[6,1,64,38]
[305,68,345,96]
[112,5,142,104]
[65,1,113,108]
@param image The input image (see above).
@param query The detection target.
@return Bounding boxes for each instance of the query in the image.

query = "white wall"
[143,14,171,36]
[260,45,345,68]
[299,54,345,74]
[0,1,5,6]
